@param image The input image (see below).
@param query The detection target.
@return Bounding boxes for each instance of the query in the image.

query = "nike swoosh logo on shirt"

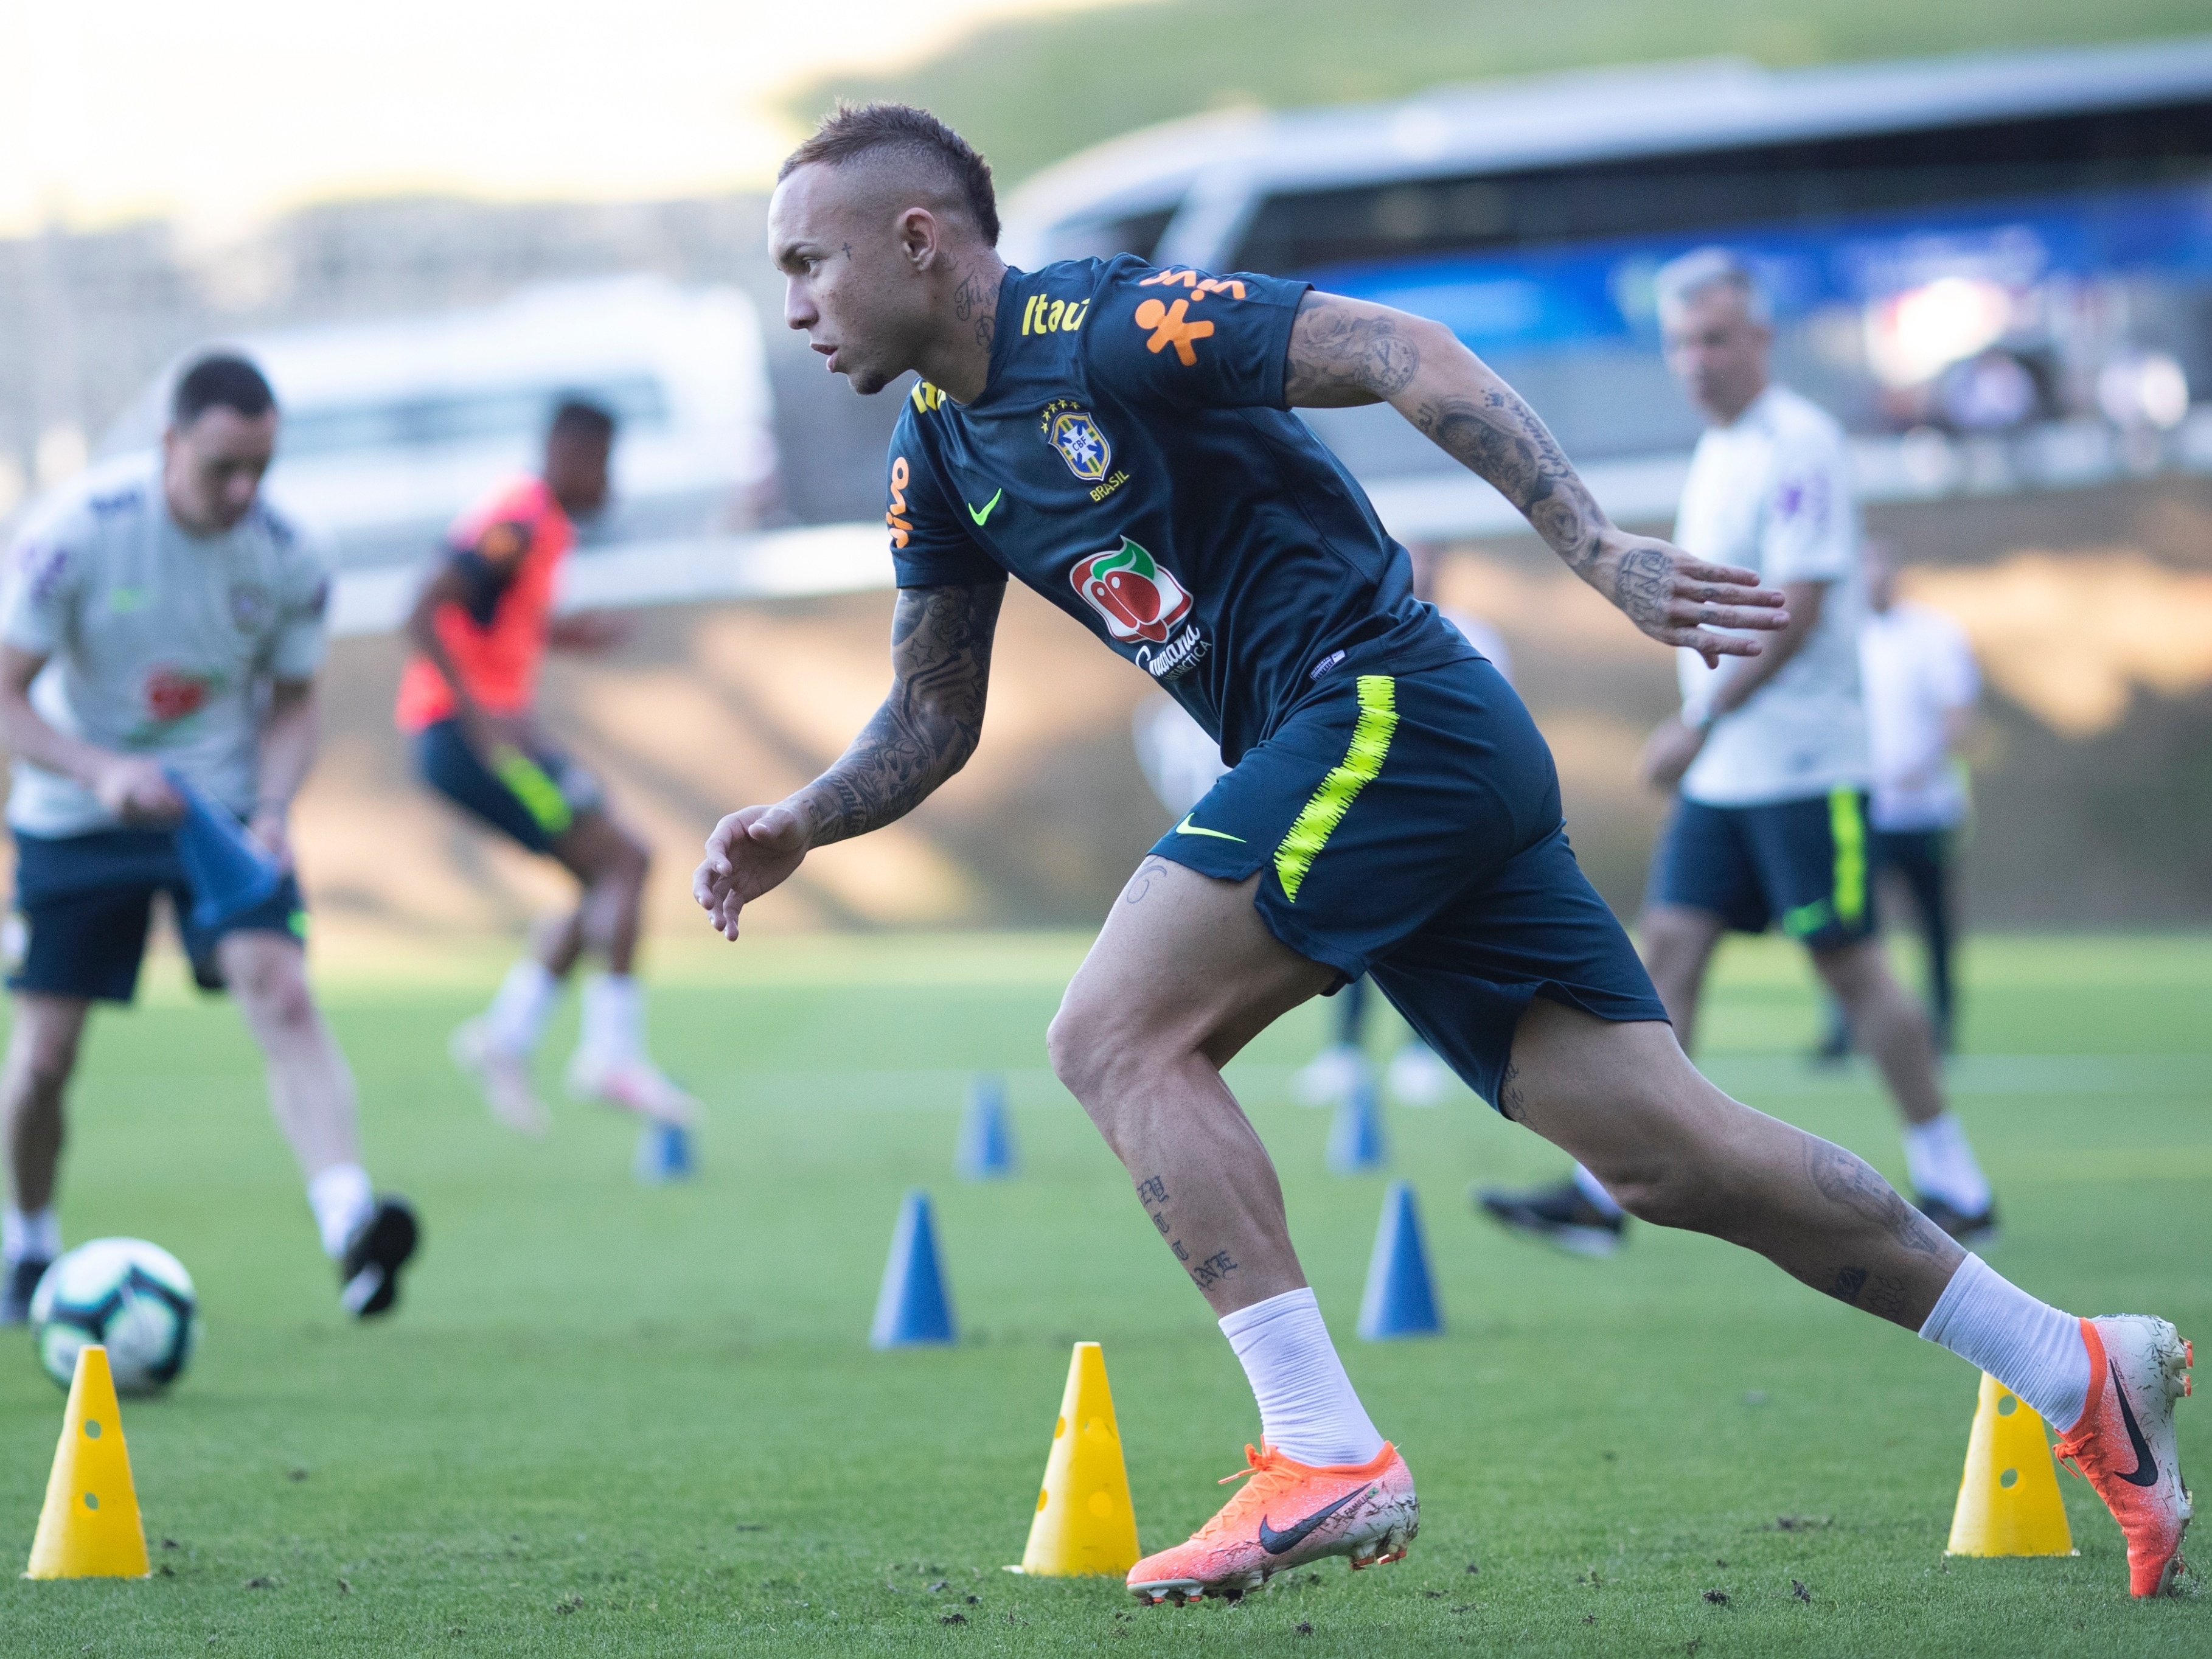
[2112,1361,2161,1487]
[1174,815,1245,843]
[1257,1489,1365,1555]
[967,489,1003,526]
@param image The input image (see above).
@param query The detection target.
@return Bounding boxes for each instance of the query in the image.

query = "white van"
[102,274,779,571]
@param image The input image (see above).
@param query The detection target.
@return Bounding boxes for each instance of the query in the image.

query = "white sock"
[1919,1253,2091,1430]
[1219,1287,1386,1467]
[1902,1113,1991,1214]
[579,973,644,1063]
[3,1206,60,1263]
[484,959,560,1056]
[1571,1163,1626,1220]
[307,1163,375,1260]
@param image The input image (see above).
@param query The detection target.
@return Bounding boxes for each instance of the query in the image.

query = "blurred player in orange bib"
[397,400,697,1136]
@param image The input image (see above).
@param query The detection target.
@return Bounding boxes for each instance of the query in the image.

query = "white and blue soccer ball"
[29,1237,199,1395]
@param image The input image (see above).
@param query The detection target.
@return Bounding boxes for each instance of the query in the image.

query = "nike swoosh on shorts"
[1175,815,1245,843]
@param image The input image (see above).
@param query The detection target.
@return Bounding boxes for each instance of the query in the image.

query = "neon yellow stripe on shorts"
[1273,675,1397,903]
[1829,784,1865,927]
[492,745,575,837]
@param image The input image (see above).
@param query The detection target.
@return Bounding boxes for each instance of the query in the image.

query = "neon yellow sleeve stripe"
[1273,675,1397,903]
[492,745,576,837]
[1829,785,1866,926]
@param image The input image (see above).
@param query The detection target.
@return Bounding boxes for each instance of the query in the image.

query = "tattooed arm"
[1284,291,1787,664]
[692,580,1004,938]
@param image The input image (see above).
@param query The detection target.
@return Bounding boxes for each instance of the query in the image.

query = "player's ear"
[898,207,940,274]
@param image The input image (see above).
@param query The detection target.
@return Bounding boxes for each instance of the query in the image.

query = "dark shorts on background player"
[1151,656,1666,1110]
[7,827,308,1003]
[1646,788,1876,950]
[412,718,603,854]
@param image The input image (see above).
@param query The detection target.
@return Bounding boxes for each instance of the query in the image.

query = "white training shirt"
[1673,384,1869,807]
[1861,599,1978,832]
[1,455,332,838]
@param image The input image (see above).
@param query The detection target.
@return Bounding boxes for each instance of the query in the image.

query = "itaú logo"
[1071,537,1193,644]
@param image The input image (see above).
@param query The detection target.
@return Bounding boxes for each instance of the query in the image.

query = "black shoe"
[1915,1192,1999,1248]
[1474,1180,1627,1257]
[0,1255,52,1325]
[339,1197,419,1319]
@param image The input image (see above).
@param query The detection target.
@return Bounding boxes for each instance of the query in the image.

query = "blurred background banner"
[3,1,2208,947]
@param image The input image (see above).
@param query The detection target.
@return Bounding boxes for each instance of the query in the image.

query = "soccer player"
[699,108,2190,1601]
[1813,537,1978,1059]
[1481,252,1998,1253]
[398,401,697,1136]
[0,354,418,1321]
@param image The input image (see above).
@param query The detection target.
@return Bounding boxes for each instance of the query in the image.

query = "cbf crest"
[1038,399,1111,483]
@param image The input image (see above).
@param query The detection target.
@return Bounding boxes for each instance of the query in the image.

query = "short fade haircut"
[1654,247,1772,325]
[173,353,276,426]
[779,101,1000,247]
[548,397,616,447]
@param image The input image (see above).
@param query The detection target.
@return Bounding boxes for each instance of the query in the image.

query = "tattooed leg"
[1049,861,1334,1315]
[1503,997,1963,1330]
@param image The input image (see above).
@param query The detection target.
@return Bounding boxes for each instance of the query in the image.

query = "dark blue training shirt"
[885,254,1473,763]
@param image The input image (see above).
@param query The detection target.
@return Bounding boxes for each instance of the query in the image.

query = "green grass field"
[0,930,2205,1656]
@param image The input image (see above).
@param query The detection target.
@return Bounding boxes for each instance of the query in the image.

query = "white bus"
[1004,38,2212,533]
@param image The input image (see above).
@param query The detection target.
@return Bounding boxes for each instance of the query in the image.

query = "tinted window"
[1234,100,2212,273]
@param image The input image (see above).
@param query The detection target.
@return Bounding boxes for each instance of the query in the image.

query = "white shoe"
[1292,1043,1363,1107]
[450,1018,550,1138]
[566,1051,700,1127]
[1386,1042,1451,1107]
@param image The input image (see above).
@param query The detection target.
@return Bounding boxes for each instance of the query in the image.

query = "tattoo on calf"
[1831,1265,1869,1304]
[1191,1251,1238,1290]
[1806,1140,1949,1257]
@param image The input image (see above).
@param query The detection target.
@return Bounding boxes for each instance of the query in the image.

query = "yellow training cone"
[1010,1341,1140,1576]
[25,1345,150,1580]
[1945,1371,2075,1558]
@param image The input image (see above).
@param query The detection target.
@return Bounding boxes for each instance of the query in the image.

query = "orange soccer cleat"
[2054,1315,2194,1596]
[1126,1441,1417,1604]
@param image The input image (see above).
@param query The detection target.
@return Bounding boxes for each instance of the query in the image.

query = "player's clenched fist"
[694,804,812,940]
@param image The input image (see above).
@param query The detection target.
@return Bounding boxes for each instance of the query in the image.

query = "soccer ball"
[29,1237,199,1395]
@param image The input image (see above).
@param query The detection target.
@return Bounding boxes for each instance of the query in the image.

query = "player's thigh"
[8,836,164,1006]
[1503,996,1770,1216]
[213,928,317,1029]
[1052,857,1335,1085]
[549,804,646,888]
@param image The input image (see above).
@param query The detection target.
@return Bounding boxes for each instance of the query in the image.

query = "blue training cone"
[1358,1180,1442,1340]
[955,1073,1017,1180]
[1326,1068,1387,1174]
[869,1189,956,1349]
[632,1122,695,1183]
[165,770,280,928]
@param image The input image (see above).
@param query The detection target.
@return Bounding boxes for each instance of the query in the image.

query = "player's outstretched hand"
[694,804,810,941]
[1590,532,1787,667]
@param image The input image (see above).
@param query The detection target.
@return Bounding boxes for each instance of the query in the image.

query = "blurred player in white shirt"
[1481,250,1997,1253]
[1817,538,1979,1058]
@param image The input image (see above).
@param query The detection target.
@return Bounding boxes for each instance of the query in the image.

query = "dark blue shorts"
[1151,657,1667,1111]
[1645,789,1877,950]
[7,827,307,1003]
[412,720,603,855]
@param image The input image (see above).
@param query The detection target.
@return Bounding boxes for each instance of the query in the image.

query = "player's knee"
[236,956,316,1034]
[1046,992,1149,1104]
[1603,1159,1724,1229]
[12,1032,78,1101]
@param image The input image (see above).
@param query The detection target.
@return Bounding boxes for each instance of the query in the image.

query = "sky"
[0,0,1125,237]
